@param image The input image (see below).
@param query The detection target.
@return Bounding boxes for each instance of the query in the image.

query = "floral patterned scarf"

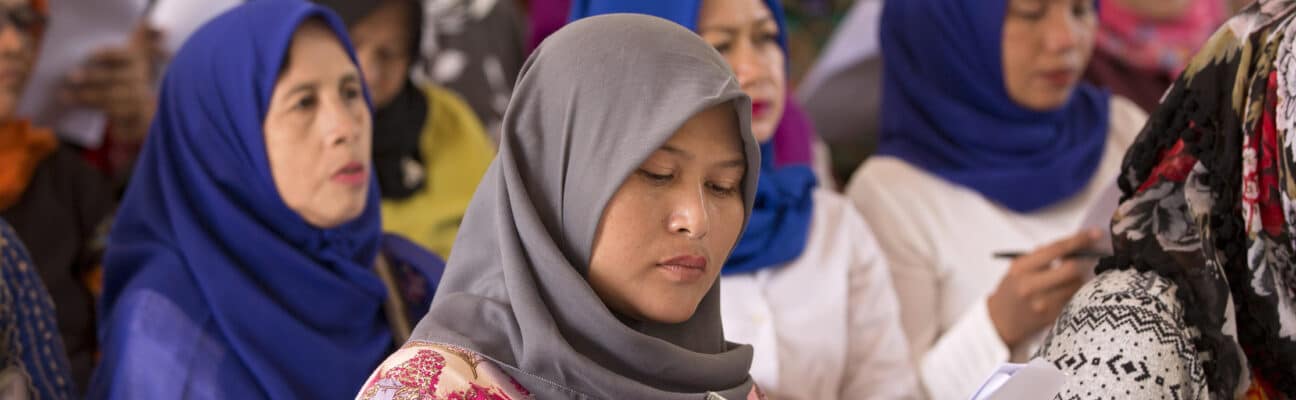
[1098,1,1296,396]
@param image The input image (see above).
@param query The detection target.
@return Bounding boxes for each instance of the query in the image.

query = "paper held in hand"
[969,358,1068,400]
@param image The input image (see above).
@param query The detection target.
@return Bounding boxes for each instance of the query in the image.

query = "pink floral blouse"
[356,341,533,400]
[356,341,765,400]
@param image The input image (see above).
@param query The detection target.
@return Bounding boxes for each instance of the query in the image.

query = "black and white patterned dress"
[1037,269,1207,399]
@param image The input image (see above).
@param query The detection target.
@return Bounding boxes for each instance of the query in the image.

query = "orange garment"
[0,120,57,210]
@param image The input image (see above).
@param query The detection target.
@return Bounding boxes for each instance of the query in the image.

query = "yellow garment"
[381,85,495,257]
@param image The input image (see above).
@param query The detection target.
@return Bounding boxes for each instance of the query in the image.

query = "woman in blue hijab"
[843,0,1149,398]
[90,1,443,398]
[569,1,919,398]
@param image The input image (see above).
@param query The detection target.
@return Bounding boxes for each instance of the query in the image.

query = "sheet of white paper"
[796,0,883,102]
[17,0,148,148]
[149,0,240,54]
[969,359,1068,400]
[1079,180,1122,255]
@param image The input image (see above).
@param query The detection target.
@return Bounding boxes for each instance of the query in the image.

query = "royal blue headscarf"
[876,0,1110,212]
[569,0,816,275]
[94,1,400,398]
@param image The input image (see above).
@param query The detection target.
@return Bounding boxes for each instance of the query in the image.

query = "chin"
[337,200,368,222]
[637,293,705,324]
[1021,95,1071,112]
[752,122,777,143]
[642,305,699,325]
[306,201,368,229]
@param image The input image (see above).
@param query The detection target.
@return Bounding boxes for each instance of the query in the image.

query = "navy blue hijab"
[569,0,816,275]
[95,1,398,398]
[877,0,1110,212]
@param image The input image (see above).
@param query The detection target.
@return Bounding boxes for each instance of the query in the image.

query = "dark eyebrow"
[715,159,746,169]
[698,16,774,35]
[659,144,693,160]
[659,144,745,169]
[283,82,319,99]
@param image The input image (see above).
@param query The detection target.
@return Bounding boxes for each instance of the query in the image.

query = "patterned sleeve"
[1035,269,1209,399]
[356,342,534,400]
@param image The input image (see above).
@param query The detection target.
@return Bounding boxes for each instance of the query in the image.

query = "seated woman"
[1085,0,1225,113]
[568,1,918,398]
[844,0,1148,397]
[357,14,761,399]
[1035,3,1296,398]
[91,1,442,398]
[0,0,115,388]
[0,218,76,400]
[316,0,496,257]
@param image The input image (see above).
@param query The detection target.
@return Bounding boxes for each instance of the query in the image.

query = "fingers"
[1021,258,1090,295]
[63,51,151,111]
[61,84,148,118]
[1030,277,1085,318]
[1012,229,1102,273]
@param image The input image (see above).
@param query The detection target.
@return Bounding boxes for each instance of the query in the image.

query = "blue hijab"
[95,1,399,398]
[876,0,1110,212]
[569,0,816,275]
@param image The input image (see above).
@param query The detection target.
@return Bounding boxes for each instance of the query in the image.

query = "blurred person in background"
[317,0,495,257]
[417,0,527,140]
[0,218,77,400]
[797,0,884,185]
[0,0,115,389]
[1084,0,1227,112]
[92,2,443,397]
[846,0,1148,397]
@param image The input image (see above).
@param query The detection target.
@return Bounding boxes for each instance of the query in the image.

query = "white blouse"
[843,96,1147,399]
[719,189,920,400]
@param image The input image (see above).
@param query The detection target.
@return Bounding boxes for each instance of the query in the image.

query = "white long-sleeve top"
[719,189,920,400]
[843,96,1146,399]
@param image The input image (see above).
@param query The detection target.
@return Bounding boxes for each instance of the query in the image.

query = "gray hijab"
[408,13,760,400]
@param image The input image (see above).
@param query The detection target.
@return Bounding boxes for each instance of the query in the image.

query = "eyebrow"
[283,72,361,97]
[659,144,746,168]
[697,16,774,35]
[284,80,318,96]
[339,73,360,86]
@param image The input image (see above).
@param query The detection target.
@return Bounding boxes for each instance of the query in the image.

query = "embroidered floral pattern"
[356,342,533,400]
[360,349,446,400]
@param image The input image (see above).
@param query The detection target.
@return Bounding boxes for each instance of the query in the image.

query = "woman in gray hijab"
[354,13,762,400]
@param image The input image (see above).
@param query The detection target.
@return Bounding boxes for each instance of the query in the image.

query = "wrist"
[986,296,1022,348]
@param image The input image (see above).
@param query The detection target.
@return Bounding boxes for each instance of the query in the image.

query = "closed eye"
[638,169,673,184]
[707,182,739,197]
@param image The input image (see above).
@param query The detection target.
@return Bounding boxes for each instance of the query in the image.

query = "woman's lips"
[752,100,770,119]
[1039,68,1079,87]
[657,254,708,282]
[332,162,367,186]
